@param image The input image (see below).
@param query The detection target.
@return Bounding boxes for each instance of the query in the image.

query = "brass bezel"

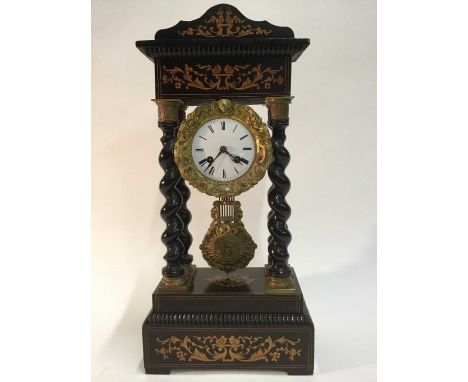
[174,99,272,197]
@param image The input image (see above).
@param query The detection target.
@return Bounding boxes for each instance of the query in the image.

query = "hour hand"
[223,149,242,163]
[233,155,249,165]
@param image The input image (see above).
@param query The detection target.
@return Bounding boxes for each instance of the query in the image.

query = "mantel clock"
[136,4,313,375]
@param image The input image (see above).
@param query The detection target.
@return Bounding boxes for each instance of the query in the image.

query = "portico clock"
[136,3,314,375]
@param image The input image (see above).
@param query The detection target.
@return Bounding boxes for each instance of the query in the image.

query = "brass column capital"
[265,96,294,120]
[153,99,186,122]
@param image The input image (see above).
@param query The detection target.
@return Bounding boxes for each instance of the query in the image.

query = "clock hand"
[221,147,237,161]
[199,156,214,166]
[222,148,244,164]
[212,151,222,163]
[230,154,249,165]
[204,151,222,173]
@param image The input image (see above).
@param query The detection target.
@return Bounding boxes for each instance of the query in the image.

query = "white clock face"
[191,118,256,182]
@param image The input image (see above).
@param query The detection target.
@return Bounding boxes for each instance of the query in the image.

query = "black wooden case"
[136,4,313,375]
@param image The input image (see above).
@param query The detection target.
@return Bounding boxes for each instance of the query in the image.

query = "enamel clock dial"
[191,118,255,182]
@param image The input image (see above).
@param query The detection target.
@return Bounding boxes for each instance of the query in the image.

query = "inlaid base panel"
[142,306,314,375]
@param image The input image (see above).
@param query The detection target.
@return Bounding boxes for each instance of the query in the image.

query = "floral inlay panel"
[161,64,284,91]
[155,335,302,363]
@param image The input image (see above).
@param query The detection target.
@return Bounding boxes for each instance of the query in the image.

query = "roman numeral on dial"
[221,121,225,130]
[222,169,226,178]
[209,167,215,175]
[208,125,214,133]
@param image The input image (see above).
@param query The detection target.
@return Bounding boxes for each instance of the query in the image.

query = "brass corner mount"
[264,266,297,295]
[265,96,294,120]
[154,98,186,122]
[157,264,197,293]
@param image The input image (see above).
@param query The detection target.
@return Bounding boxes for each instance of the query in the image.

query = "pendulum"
[200,196,257,276]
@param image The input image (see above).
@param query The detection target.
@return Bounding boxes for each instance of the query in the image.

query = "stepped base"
[142,267,314,375]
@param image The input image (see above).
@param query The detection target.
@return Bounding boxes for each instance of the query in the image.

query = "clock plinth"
[136,3,314,375]
[143,267,314,375]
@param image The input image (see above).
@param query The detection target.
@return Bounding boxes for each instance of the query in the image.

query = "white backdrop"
[92,0,376,381]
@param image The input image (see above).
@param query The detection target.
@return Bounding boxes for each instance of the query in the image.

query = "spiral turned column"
[155,99,194,292]
[265,97,296,294]
[176,181,193,266]
[175,106,194,267]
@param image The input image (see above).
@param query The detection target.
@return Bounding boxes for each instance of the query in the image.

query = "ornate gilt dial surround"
[174,99,272,197]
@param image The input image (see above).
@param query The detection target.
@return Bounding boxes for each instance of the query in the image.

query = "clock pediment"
[154,3,294,40]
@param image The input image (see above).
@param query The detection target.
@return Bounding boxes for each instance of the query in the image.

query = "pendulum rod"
[218,196,235,223]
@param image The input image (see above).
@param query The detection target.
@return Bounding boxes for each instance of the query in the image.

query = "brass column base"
[156,264,197,294]
[265,266,297,295]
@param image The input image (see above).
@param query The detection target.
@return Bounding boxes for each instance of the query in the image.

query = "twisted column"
[156,99,186,279]
[175,105,193,266]
[265,97,294,279]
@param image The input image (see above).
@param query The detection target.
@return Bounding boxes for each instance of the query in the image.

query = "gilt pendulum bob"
[201,197,256,277]
[136,3,314,375]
